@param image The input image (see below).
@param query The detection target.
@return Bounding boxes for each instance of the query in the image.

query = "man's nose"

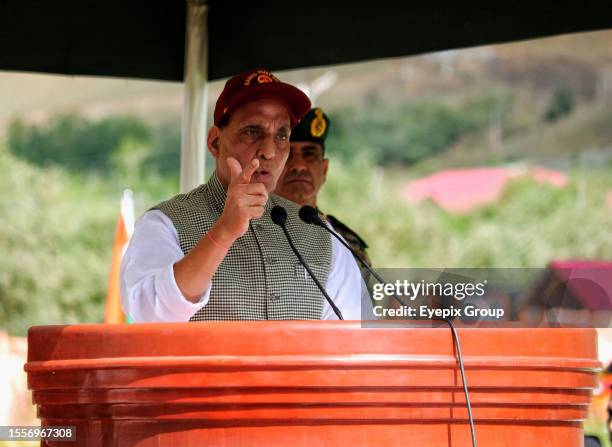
[288,153,307,172]
[257,134,277,160]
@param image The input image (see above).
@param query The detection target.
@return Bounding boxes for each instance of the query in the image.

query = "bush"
[327,93,512,166]
[7,113,150,172]
[320,159,612,269]
[0,146,117,335]
[142,117,181,176]
[544,86,575,123]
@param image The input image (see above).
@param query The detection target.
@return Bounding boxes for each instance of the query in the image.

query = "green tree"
[544,86,575,123]
[327,93,511,166]
[7,113,150,172]
[0,146,115,335]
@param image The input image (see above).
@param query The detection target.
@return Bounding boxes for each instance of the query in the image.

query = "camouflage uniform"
[319,209,372,285]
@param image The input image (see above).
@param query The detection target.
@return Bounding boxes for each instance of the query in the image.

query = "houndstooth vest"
[153,172,332,320]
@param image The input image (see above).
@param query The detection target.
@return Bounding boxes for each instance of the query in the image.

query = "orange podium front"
[26,322,600,446]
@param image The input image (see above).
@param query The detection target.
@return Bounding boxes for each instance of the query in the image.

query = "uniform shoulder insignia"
[325,215,369,249]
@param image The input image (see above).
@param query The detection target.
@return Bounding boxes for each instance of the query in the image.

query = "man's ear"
[207,127,221,158]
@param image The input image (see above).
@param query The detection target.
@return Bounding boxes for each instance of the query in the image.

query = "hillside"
[2,29,610,131]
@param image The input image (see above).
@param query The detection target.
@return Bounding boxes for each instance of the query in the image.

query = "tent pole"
[180,0,208,193]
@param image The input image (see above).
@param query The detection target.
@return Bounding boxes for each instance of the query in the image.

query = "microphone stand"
[271,206,344,320]
[298,205,477,447]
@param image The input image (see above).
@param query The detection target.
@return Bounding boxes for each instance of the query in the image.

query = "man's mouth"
[253,170,271,182]
[285,176,312,184]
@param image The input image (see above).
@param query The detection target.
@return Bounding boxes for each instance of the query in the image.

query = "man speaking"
[120,69,366,322]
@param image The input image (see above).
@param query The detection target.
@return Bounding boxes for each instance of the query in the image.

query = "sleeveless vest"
[153,172,332,320]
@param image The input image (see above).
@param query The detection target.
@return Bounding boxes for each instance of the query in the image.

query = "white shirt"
[120,210,371,322]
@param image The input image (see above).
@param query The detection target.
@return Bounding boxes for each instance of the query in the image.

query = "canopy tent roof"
[1,1,611,82]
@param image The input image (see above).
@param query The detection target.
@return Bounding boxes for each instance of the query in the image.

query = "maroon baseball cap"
[213,69,311,128]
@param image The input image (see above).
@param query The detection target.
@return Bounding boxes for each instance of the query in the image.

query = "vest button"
[270,293,280,301]
[266,256,277,264]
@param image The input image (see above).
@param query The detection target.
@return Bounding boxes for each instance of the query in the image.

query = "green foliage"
[544,86,575,123]
[320,158,612,269]
[2,99,610,336]
[8,113,150,172]
[7,113,184,186]
[327,93,512,165]
[142,117,181,176]
[0,113,185,336]
[0,146,116,335]
[460,92,512,131]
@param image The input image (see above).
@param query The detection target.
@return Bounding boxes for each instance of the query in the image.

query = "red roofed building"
[403,166,568,213]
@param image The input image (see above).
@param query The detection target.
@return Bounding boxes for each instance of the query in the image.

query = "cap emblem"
[244,70,279,86]
[310,108,327,138]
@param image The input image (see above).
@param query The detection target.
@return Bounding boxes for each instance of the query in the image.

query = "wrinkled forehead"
[230,97,292,127]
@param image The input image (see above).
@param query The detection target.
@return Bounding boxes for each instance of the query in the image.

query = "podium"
[26,321,600,446]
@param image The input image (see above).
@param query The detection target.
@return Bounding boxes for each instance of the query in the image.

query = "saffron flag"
[104,190,134,324]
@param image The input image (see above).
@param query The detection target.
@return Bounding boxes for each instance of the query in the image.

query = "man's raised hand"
[228,156,257,185]
[217,157,268,241]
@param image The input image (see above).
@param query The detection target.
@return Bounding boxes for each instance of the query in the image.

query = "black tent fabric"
[1,1,611,82]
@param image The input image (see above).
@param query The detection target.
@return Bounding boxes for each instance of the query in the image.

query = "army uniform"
[320,210,372,285]
[283,107,373,285]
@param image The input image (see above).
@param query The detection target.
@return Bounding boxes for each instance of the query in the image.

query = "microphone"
[298,206,477,446]
[299,206,390,294]
[271,206,343,320]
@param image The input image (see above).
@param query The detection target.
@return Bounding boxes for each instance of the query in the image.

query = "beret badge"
[310,108,327,138]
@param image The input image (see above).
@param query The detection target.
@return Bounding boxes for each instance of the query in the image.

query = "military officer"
[274,107,372,283]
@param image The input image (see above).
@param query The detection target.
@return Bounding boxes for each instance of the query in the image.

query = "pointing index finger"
[237,158,259,184]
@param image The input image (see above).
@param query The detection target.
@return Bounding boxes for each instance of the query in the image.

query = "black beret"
[290,107,330,146]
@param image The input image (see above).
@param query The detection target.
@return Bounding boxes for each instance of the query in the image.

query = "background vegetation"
[1,30,612,335]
